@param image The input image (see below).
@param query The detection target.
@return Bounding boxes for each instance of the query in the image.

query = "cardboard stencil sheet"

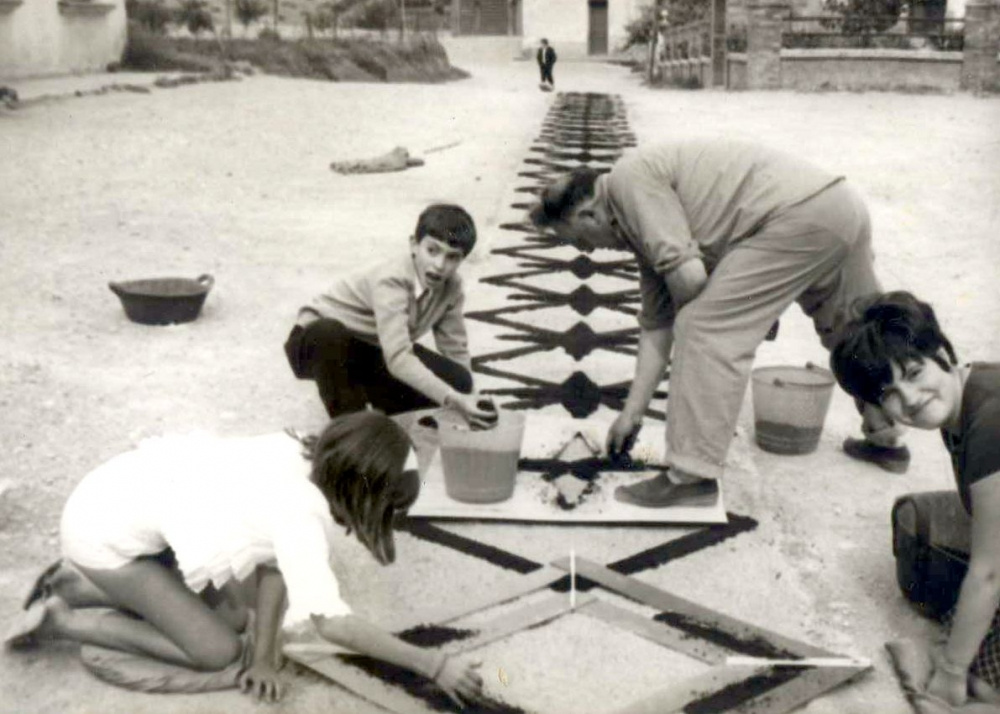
[405,411,728,525]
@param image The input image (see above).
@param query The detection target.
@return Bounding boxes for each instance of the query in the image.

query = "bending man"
[529,138,907,508]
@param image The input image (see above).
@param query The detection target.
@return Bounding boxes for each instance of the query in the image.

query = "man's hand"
[606,411,643,460]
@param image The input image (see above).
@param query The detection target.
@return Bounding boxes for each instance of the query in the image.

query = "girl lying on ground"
[831,290,1000,707]
[4,410,483,706]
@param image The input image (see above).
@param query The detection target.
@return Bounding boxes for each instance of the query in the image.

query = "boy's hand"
[433,655,483,708]
[239,662,288,703]
[449,393,498,431]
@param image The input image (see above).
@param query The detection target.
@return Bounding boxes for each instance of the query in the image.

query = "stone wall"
[0,0,127,79]
[730,0,999,91]
[962,0,1000,90]
[781,48,964,90]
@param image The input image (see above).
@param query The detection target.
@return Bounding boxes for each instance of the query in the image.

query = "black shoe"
[614,475,719,508]
[843,437,910,474]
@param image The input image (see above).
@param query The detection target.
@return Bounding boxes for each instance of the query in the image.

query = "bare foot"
[5,595,69,648]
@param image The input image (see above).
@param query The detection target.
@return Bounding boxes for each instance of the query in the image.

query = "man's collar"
[593,175,628,247]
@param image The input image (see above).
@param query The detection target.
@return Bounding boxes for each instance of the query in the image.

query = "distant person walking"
[537,38,557,90]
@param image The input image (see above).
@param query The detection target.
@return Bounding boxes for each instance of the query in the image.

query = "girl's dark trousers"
[284,318,473,418]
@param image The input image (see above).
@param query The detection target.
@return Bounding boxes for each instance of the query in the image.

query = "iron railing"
[783,14,965,51]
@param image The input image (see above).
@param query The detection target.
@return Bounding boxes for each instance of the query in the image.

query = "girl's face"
[881,357,963,430]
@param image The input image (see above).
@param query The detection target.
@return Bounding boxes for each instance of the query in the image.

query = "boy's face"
[410,234,465,291]
[880,356,962,430]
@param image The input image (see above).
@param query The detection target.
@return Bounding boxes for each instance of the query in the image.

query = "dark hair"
[528,168,600,228]
[308,411,414,565]
[829,291,957,406]
[415,204,477,257]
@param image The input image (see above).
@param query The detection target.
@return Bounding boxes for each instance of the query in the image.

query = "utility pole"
[647,0,667,83]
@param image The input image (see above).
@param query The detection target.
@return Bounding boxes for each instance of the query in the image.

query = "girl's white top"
[60,431,351,626]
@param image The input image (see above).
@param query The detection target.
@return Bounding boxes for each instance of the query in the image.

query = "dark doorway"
[588,0,609,55]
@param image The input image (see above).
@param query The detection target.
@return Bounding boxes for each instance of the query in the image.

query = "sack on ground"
[891,490,971,621]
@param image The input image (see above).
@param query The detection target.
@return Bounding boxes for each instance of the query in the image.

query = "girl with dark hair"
[5,411,483,706]
[831,291,1000,706]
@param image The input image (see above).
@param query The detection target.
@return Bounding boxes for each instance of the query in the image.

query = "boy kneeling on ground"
[285,204,495,429]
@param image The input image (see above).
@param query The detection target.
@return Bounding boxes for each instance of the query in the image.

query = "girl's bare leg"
[41,559,242,670]
[971,675,1000,703]
[52,560,248,632]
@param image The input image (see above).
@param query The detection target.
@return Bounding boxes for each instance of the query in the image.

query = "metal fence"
[783,14,965,51]
[660,19,711,61]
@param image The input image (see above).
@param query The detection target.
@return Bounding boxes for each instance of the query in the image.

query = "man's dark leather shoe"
[614,475,719,508]
[843,437,910,474]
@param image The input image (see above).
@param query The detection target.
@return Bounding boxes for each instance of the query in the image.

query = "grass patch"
[121,24,468,83]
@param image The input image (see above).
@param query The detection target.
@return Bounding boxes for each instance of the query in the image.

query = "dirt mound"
[122,27,468,84]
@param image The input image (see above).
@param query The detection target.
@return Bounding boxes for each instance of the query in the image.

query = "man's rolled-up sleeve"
[606,156,702,277]
[637,263,676,330]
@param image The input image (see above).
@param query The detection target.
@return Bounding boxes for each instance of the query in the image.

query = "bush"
[176,0,215,36]
[344,0,398,31]
[235,0,269,34]
[121,22,225,70]
[126,0,173,34]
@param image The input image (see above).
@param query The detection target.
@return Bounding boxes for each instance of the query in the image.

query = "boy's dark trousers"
[284,318,473,418]
[539,64,554,85]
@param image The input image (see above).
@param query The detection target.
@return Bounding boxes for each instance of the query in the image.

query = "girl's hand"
[239,662,288,703]
[927,660,968,706]
[433,655,483,708]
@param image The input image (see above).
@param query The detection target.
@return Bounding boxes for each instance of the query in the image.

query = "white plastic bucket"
[438,409,525,504]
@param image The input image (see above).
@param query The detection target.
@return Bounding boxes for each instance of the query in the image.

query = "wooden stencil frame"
[284,557,870,714]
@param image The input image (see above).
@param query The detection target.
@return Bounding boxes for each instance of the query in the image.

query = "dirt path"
[1,58,999,714]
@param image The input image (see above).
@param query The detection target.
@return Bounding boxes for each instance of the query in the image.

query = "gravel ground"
[1,54,999,714]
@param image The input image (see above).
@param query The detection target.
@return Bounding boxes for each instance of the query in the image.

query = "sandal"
[22,559,61,611]
[4,599,47,649]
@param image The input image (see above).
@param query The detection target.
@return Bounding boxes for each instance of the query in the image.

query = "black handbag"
[891,490,971,621]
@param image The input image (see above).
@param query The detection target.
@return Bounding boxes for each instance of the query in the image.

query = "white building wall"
[0,0,127,79]
[521,0,652,58]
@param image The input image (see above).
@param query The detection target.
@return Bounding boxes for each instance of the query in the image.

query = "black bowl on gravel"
[109,274,214,325]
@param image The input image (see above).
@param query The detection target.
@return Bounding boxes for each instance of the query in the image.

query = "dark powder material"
[754,421,823,455]
[609,513,759,575]
[337,654,530,714]
[682,669,805,714]
[396,624,479,648]
[653,612,800,660]
[397,520,543,574]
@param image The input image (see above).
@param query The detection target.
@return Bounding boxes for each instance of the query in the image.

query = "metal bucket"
[751,363,836,455]
[438,409,525,504]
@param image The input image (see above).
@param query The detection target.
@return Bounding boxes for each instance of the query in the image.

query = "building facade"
[0,0,127,79]
[451,0,652,57]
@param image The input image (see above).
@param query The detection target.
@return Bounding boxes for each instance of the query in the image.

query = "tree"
[822,0,903,33]
[127,0,174,34]
[234,0,268,35]
[176,0,215,36]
